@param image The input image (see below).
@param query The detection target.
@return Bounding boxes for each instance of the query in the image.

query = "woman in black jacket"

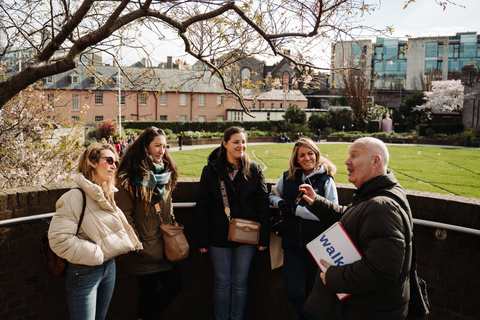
[196,126,270,320]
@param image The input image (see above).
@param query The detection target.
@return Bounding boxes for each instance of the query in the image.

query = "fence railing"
[1,202,479,237]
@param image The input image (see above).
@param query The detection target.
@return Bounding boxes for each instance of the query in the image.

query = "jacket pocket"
[137,236,163,263]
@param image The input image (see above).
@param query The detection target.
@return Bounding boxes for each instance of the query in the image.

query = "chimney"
[167,56,173,69]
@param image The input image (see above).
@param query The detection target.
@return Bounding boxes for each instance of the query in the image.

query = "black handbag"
[41,188,86,277]
[407,240,430,319]
[389,194,430,319]
[270,213,289,237]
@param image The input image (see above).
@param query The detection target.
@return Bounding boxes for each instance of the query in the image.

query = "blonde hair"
[287,137,336,180]
[77,143,118,208]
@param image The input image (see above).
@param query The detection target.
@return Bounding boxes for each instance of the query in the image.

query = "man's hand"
[299,184,316,205]
[319,259,331,285]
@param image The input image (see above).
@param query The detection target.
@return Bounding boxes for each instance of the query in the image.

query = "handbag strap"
[72,187,87,235]
[219,178,232,222]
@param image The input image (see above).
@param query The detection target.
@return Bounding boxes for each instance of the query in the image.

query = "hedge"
[418,123,464,136]
[122,120,283,133]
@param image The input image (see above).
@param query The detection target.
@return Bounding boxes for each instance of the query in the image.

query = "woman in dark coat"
[196,126,270,320]
[115,127,182,320]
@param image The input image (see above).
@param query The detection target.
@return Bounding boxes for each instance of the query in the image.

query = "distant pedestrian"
[178,133,183,150]
[316,129,321,142]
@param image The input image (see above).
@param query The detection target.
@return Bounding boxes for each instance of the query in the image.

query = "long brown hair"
[287,137,336,180]
[214,126,251,180]
[117,127,178,190]
[77,142,118,208]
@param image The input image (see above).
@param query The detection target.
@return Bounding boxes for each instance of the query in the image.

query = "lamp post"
[117,60,122,137]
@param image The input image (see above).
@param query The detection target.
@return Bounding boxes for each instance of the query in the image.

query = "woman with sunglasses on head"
[269,137,338,320]
[115,127,181,320]
[196,126,270,320]
[48,143,142,320]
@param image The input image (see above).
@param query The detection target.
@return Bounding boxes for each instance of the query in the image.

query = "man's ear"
[373,155,381,167]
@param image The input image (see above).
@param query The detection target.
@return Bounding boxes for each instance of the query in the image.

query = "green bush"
[87,128,102,141]
[419,124,464,136]
[367,120,381,133]
[123,120,283,133]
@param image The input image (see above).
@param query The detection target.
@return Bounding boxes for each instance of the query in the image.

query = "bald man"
[299,137,413,320]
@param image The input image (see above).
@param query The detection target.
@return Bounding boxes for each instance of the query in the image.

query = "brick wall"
[0,179,479,320]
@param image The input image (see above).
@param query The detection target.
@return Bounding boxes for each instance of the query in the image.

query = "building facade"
[43,66,234,123]
[331,32,480,92]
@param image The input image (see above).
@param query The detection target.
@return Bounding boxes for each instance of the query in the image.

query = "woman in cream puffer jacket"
[48,143,142,320]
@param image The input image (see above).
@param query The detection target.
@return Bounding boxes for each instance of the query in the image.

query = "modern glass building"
[331,32,480,92]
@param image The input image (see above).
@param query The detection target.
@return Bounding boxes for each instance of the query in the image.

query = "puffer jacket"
[196,147,270,248]
[115,182,175,275]
[48,174,142,266]
[305,172,412,320]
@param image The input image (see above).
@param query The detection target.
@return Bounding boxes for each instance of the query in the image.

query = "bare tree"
[0,0,395,114]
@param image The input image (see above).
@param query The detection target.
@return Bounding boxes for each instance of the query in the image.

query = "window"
[120,92,125,105]
[217,94,222,106]
[261,103,265,110]
[283,72,290,90]
[72,94,79,110]
[139,92,147,105]
[121,116,125,121]
[449,43,460,58]
[271,103,275,109]
[241,68,250,81]
[71,74,79,84]
[95,92,103,105]
[160,115,167,121]
[198,115,206,122]
[216,115,223,121]
[180,94,187,106]
[199,94,205,106]
[179,115,187,121]
[398,45,408,59]
[160,94,167,105]
[71,116,79,121]
[280,103,284,109]
[425,42,438,57]
[252,102,256,109]
[95,116,104,122]
[48,94,55,107]
[267,112,270,120]
[46,76,54,83]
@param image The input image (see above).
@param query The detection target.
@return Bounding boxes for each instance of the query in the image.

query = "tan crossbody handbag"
[219,178,260,245]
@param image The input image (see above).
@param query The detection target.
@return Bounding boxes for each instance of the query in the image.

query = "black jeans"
[135,264,183,320]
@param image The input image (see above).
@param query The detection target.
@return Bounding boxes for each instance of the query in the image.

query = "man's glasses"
[100,156,119,168]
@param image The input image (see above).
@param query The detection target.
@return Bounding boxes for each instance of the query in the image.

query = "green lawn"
[171,143,480,199]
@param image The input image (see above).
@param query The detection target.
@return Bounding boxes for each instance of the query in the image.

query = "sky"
[120,0,480,68]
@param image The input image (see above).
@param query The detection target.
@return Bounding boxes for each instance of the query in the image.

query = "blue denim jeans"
[66,259,116,320]
[209,245,256,320]
[283,249,317,320]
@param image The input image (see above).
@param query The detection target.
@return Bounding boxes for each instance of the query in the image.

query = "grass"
[171,143,480,199]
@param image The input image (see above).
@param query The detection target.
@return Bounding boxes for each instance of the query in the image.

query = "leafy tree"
[399,91,429,130]
[99,119,118,139]
[283,104,306,125]
[0,87,84,188]
[0,0,399,112]
[414,80,464,113]
[308,112,331,132]
[328,108,354,131]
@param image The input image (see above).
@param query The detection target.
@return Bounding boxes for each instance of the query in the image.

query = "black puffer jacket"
[305,172,412,320]
[195,148,270,248]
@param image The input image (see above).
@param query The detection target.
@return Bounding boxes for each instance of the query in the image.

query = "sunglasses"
[100,156,119,168]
